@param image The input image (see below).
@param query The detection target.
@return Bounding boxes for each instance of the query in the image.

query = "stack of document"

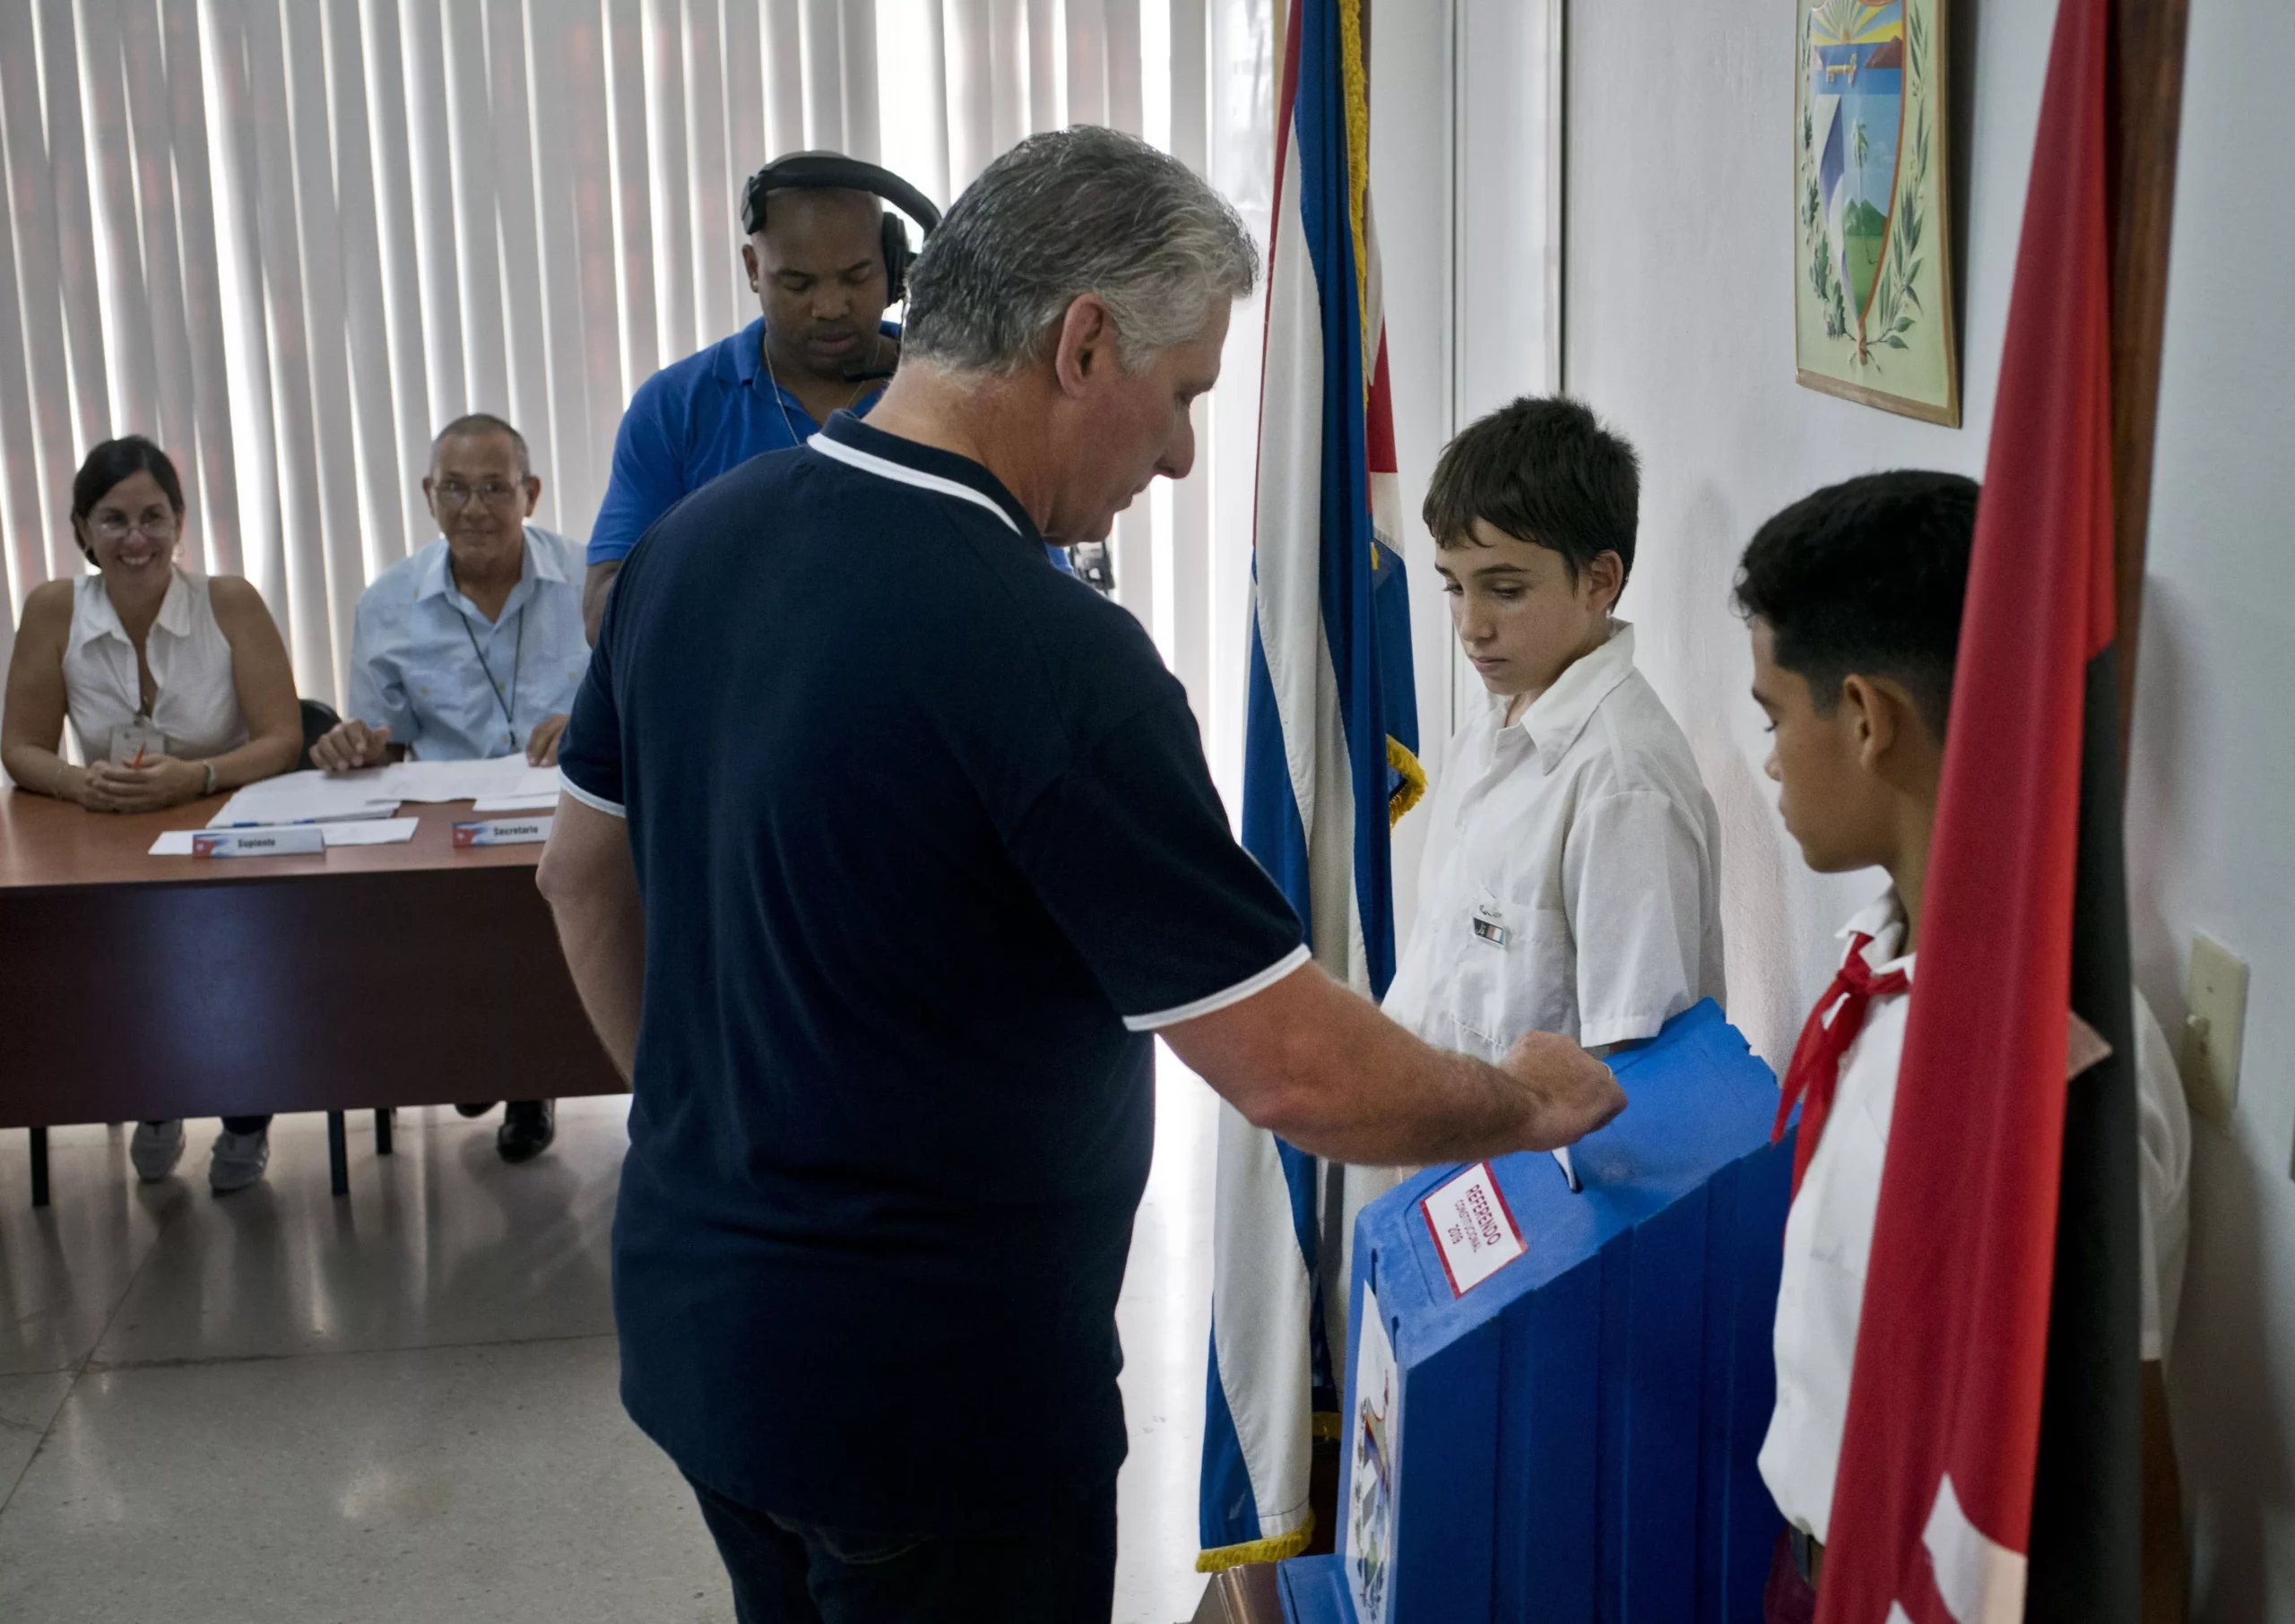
[204,757,562,827]
[208,770,402,827]
[373,756,560,805]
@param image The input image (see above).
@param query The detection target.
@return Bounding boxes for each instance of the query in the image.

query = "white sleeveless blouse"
[61,569,249,763]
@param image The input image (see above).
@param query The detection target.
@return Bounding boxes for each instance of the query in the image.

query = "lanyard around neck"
[458,602,524,749]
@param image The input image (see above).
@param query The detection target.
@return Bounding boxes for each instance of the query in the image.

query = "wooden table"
[0,788,622,1205]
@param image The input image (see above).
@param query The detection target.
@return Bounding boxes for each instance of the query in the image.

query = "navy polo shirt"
[559,412,1306,1534]
[585,316,898,566]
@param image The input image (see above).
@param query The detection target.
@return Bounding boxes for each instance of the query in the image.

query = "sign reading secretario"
[453,818,553,849]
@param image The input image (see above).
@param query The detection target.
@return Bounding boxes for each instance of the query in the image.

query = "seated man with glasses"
[312,412,587,1162]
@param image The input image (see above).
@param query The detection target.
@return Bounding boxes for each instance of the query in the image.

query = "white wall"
[1562,0,2059,1070]
[1368,0,1465,937]
[1374,0,2295,1614]
[2126,0,2295,1611]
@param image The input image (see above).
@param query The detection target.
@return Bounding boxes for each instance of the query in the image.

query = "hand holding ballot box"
[1277,1000,1792,1624]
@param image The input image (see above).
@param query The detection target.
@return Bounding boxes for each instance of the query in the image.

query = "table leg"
[374,1108,394,1155]
[30,1127,49,1208]
[326,1110,349,1197]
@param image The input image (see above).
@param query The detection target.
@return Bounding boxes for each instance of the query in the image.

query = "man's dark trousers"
[686,1473,1119,1624]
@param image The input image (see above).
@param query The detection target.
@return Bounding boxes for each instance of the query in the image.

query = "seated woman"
[1,436,302,1193]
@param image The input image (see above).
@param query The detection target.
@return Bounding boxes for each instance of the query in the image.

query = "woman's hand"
[78,756,206,814]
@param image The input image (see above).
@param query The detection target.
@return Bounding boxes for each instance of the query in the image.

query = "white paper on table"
[375,756,507,801]
[319,816,420,846]
[471,790,560,813]
[152,816,419,856]
[207,769,402,827]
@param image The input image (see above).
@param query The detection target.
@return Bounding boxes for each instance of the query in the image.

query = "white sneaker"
[130,1120,186,1181]
[208,1128,270,1194]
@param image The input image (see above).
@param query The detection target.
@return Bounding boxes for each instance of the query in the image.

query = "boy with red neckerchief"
[1734,471,2190,1623]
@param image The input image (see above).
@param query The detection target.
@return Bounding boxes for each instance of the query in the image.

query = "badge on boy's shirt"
[1472,890,1509,948]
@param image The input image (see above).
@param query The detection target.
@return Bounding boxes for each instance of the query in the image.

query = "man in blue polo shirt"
[580,159,914,641]
[539,128,1624,1622]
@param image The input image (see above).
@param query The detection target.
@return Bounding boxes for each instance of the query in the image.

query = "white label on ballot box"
[1420,1160,1526,1296]
[452,817,552,848]
[192,825,326,859]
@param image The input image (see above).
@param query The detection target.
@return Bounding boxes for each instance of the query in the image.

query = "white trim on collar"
[805,432,1022,536]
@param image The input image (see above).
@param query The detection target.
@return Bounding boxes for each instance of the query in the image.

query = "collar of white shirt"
[1835,885,1916,984]
[412,527,562,613]
[1511,620,1641,773]
[71,566,195,652]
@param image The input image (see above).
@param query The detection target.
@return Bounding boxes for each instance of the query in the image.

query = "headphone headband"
[740,152,942,238]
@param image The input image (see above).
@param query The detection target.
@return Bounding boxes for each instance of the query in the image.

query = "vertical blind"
[0,0,1276,784]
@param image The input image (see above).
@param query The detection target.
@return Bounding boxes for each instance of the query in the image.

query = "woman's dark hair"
[72,436,186,528]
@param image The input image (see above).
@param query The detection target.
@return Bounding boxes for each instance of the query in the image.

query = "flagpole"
[2106,0,2193,762]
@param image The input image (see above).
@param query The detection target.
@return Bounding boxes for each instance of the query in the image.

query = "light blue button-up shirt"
[346,526,590,761]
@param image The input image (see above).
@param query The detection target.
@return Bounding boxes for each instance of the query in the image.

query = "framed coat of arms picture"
[1793,0,1962,425]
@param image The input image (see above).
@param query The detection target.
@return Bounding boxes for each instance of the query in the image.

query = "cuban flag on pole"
[1197,0,1422,1571]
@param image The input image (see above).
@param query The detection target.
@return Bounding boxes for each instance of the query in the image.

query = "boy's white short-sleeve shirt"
[1757,888,2193,1542]
[1383,621,1727,1056]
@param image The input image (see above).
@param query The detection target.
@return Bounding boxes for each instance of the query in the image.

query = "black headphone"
[740,152,942,306]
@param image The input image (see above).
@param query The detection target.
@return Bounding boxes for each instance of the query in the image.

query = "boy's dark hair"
[1422,395,1640,588]
[1733,470,1979,738]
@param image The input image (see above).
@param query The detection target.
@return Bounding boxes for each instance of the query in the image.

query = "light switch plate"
[2178,931,2247,1129]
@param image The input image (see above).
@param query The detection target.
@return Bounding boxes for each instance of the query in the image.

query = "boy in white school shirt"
[1734,471,2190,1623]
[1383,396,1726,1077]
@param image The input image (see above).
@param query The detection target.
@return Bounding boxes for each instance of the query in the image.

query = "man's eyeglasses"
[433,479,524,509]
[87,511,178,541]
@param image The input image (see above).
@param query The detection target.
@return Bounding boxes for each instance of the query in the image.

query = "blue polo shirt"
[559,412,1306,1534]
[585,316,897,567]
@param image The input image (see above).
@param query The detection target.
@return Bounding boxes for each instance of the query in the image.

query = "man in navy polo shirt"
[539,128,1625,1622]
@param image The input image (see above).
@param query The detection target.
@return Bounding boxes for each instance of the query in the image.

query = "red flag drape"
[1814,0,2118,1618]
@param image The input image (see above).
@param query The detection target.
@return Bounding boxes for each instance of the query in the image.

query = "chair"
[297,698,341,771]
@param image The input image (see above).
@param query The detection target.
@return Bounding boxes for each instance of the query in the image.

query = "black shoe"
[497,1100,556,1163]
[455,1101,498,1119]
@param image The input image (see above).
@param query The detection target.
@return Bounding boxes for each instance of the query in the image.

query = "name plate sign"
[1420,1161,1526,1296]
[191,826,326,859]
[453,817,553,848]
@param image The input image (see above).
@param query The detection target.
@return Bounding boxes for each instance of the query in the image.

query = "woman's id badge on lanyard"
[109,714,167,765]
[1471,890,1509,949]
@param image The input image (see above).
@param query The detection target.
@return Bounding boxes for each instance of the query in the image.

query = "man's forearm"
[536,797,645,1082]
[550,897,644,1082]
[1165,964,1622,1165]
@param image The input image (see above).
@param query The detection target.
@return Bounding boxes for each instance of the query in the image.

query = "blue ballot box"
[1279,999,1793,1624]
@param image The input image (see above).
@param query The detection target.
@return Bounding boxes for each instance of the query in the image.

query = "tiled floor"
[0,1064,1219,1624]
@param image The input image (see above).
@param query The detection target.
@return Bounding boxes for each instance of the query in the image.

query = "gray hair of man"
[431,411,532,478]
[901,126,1259,377]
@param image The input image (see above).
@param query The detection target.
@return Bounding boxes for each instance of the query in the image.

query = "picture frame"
[1792,0,1962,426]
